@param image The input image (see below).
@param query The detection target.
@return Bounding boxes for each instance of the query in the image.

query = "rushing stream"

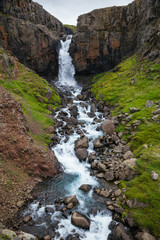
[18,35,112,239]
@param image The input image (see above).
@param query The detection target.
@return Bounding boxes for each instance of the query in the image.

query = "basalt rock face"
[70,0,160,75]
[0,0,63,77]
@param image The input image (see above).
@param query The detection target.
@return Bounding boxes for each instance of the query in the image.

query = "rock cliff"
[70,0,160,75]
[0,0,63,77]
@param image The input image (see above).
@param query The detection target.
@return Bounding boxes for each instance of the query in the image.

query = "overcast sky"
[35,0,133,25]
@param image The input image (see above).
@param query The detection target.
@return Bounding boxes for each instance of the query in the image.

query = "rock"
[23,215,32,223]
[130,107,140,113]
[153,109,160,115]
[97,162,106,172]
[152,115,159,121]
[87,112,95,118]
[69,105,79,118]
[0,0,63,77]
[91,103,96,113]
[126,199,149,208]
[113,144,123,153]
[110,223,131,240]
[71,212,90,230]
[93,138,102,148]
[67,203,74,209]
[151,171,158,181]
[79,184,92,192]
[17,200,24,208]
[64,195,79,207]
[108,221,117,231]
[17,231,37,240]
[102,120,115,135]
[114,189,122,197]
[75,148,88,161]
[104,171,114,181]
[44,235,51,240]
[135,232,156,240]
[108,205,115,211]
[75,136,89,149]
[146,100,154,108]
[123,158,137,168]
[2,229,18,239]
[123,151,134,160]
[99,190,110,198]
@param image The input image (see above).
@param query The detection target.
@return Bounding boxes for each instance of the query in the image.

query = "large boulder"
[101,120,115,136]
[75,148,88,161]
[71,212,90,230]
[64,195,79,207]
[75,136,89,149]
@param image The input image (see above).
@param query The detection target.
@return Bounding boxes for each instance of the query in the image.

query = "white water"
[22,36,112,240]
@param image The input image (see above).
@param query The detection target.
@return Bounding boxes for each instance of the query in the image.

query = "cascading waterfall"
[18,36,112,240]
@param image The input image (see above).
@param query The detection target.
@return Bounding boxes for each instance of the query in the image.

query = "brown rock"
[75,148,88,161]
[75,136,89,149]
[101,120,115,135]
[23,215,32,223]
[135,232,156,240]
[99,190,110,198]
[123,151,134,160]
[71,212,90,230]
[64,195,79,207]
[79,184,92,193]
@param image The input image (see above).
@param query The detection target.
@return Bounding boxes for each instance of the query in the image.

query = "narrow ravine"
[17,36,113,240]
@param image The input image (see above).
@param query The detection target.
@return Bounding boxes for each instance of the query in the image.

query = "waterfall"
[58,35,77,87]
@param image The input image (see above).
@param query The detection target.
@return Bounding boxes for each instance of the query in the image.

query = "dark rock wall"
[70,0,160,75]
[0,0,64,77]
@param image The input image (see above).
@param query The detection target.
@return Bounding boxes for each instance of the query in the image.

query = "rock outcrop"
[0,0,63,77]
[70,0,160,75]
[0,86,60,177]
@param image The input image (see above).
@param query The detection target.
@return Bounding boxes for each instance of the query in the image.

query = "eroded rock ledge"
[70,0,160,75]
[0,0,64,77]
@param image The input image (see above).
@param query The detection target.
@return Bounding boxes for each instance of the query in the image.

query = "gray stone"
[104,171,114,181]
[17,231,37,240]
[114,189,122,197]
[75,148,88,161]
[153,109,160,115]
[145,100,154,108]
[152,115,159,121]
[99,190,110,198]
[123,158,137,168]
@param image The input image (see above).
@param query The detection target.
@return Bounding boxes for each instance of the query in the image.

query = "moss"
[91,55,160,238]
[63,24,77,31]
[0,49,61,146]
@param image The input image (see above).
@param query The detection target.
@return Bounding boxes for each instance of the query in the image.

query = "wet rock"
[99,190,110,198]
[135,232,156,240]
[71,212,90,230]
[23,215,32,223]
[109,223,131,240]
[102,120,115,136]
[87,112,95,118]
[69,105,79,118]
[75,136,89,149]
[123,150,134,160]
[146,100,154,108]
[79,184,92,192]
[91,103,96,113]
[75,148,88,161]
[151,171,158,181]
[64,195,79,207]
[108,221,117,231]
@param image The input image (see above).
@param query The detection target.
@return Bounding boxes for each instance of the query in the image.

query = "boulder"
[99,190,110,198]
[79,184,92,192]
[135,232,156,240]
[64,195,79,207]
[104,171,115,181]
[75,136,89,149]
[123,158,137,168]
[123,151,134,160]
[75,148,88,161]
[71,212,90,230]
[114,189,122,197]
[69,105,78,118]
[102,119,115,135]
[110,223,131,240]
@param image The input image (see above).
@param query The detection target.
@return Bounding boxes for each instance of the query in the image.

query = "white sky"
[35,0,134,25]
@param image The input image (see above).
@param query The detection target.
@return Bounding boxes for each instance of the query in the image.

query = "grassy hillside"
[91,55,160,238]
[0,48,61,145]
[63,24,77,32]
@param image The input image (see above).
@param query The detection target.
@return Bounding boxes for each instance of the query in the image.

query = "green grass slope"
[91,55,160,238]
[0,48,61,145]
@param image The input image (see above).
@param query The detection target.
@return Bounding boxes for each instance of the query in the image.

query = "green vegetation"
[92,55,160,238]
[63,24,77,32]
[0,48,61,145]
